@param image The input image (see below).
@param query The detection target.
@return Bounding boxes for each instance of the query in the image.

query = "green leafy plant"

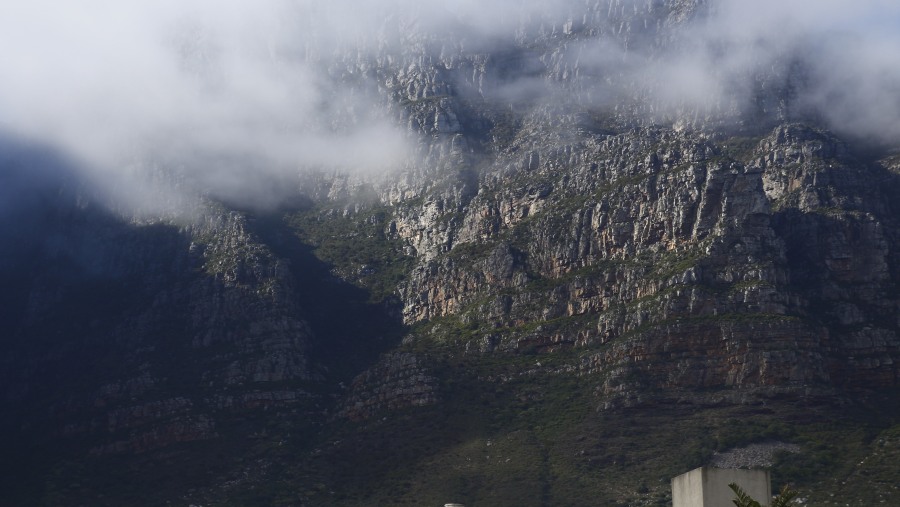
[729,482,798,507]
[729,482,762,507]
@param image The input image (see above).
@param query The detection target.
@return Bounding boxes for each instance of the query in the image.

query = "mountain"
[1,1,899,505]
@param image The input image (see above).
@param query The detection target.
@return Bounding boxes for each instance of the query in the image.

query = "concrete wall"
[672,467,771,507]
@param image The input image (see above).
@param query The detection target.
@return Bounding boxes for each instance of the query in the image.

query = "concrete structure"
[672,467,771,507]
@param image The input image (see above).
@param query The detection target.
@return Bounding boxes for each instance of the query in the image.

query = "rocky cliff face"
[1,1,899,505]
[381,122,899,406]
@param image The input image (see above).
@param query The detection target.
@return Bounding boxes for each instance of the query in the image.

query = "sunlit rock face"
[386,122,898,404]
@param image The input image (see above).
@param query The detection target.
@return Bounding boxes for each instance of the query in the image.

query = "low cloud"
[0,1,897,215]
[0,1,413,213]
[648,1,900,139]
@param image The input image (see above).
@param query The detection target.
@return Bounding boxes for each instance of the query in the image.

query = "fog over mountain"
[0,0,898,209]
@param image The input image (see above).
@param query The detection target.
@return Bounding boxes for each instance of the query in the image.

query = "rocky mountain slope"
[1,1,899,505]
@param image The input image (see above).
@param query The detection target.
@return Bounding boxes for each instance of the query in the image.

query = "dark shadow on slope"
[244,211,408,394]
[769,159,900,388]
[0,135,82,332]
[0,133,407,504]
[0,135,199,505]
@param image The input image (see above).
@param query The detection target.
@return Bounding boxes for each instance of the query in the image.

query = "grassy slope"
[229,361,899,506]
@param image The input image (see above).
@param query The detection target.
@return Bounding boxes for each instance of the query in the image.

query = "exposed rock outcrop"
[338,352,438,421]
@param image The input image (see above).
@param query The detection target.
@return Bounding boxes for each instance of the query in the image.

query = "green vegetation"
[284,204,415,304]
[714,419,795,452]
[279,371,900,507]
[718,135,763,162]
[730,482,798,507]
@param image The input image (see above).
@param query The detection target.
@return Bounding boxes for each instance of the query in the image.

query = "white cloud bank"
[0,1,898,212]
[652,1,900,138]
[0,0,414,211]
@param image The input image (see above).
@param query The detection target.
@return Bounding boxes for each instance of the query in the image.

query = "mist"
[0,1,415,214]
[653,1,900,139]
[0,1,898,215]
